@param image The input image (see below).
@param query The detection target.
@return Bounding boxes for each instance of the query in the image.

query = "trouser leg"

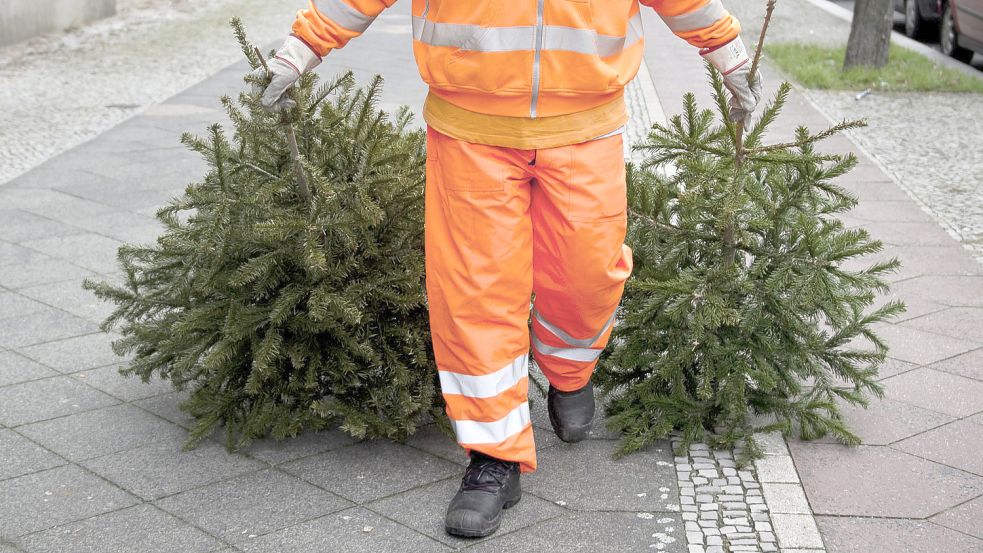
[424,127,539,473]
[529,134,633,392]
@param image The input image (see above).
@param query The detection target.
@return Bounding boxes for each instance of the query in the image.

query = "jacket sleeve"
[640,0,741,49]
[291,0,398,57]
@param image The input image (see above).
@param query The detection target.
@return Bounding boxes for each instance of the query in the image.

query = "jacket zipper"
[530,0,545,118]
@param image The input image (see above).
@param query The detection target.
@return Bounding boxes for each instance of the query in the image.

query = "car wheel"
[941,4,975,62]
[904,0,927,39]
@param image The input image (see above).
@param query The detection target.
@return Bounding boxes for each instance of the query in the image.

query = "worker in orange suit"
[254,0,760,538]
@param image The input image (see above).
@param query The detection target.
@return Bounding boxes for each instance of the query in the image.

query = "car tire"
[904,0,929,39]
[940,4,975,63]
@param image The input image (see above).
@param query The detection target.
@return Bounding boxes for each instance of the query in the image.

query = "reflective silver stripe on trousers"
[452,403,531,444]
[313,0,377,33]
[533,307,617,348]
[410,11,643,56]
[659,0,727,32]
[438,353,529,399]
[531,334,603,362]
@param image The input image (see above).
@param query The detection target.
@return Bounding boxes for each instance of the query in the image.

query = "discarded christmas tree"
[84,20,438,450]
[597,21,904,461]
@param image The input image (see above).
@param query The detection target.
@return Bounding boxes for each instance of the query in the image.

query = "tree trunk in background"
[844,0,894,68]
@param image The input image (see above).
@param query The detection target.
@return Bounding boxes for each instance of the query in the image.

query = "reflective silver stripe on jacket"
[313,0,377,33]
[410,11,643,56]
[659,0,727,32]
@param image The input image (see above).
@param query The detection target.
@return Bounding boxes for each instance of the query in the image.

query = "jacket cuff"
[700,37,749,76]
[275,35,323,75]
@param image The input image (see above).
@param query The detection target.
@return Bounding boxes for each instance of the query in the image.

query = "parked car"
[940,0,983,62]
[895,0,942,39]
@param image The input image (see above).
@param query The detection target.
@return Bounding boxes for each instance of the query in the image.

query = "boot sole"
[444,496,522,538]
[556,424,590,443]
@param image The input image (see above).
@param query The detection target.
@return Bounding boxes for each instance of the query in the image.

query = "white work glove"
[701,37,762,125]
[250,36,322,112]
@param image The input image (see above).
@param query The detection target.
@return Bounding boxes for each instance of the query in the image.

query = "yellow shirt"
[423,91,628,150]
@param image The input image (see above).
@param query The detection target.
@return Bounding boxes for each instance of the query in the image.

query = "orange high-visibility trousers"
[425,127,633,473]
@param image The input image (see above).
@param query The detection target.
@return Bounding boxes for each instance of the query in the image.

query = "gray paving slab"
[0,351,58,388]
[465,511,686,553]
[522,439,677,512]
[769,513,825,550]
[17,332,120,374]
[0,257,95,291]
[0,210,83,245]
[877,245,983,282]
[788,442,983,518]
[0,375,119,427]
[81,439,265,500]
[931,347,983,381]
[403,423,470,467]
[155,468,351,545]
[237,507,449,553]
[279,441,462,504]
[930,495,983,540]
[882,367,983,417]
[0,293,50,320]
[889,275,983,308]
[0,307,101,350]
[132,390,196,429]
[813,397,954,446]
[851,220,962,246]
[19,233,123,275]
[59,210,164,245]
[236,429,356,466]
[894,419,983,477]
[0,429,65,481]
[870,324,981,366]
[873,357,920,381]
[15,503,223,553]
[0,241,47,267]
[816,515,983,553]
[72,364,172,401]
[15,280,117,325]
[0,190,116,224]
[17,403,186,462]
[845,200,938,225]
[904,308,983,343]
[367,475,565,548]
[0,464,139,538]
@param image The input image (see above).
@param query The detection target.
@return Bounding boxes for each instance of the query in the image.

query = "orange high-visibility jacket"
[293,0,738,117]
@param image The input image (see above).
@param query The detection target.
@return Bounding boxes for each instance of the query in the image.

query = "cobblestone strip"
[672,432,828,553]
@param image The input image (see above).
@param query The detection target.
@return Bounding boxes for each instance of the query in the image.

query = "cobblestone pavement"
[0,0,297,185]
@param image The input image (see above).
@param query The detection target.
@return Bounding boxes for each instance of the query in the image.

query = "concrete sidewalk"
[2,2,983,553]
[0,5,684,552]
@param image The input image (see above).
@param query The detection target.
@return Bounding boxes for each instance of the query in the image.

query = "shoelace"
[461,456,513,492]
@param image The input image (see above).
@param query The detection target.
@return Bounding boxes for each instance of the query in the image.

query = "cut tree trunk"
[844,0,894,69]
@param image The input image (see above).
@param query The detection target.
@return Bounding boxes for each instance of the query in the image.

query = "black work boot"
[444,451,521,538]
[547,381,596,443]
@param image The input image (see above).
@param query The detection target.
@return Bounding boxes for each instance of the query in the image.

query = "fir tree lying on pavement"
[596,68,905,463]
[84,20,438,451]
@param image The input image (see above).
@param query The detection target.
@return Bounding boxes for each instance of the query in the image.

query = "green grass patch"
[765,42,983,93]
